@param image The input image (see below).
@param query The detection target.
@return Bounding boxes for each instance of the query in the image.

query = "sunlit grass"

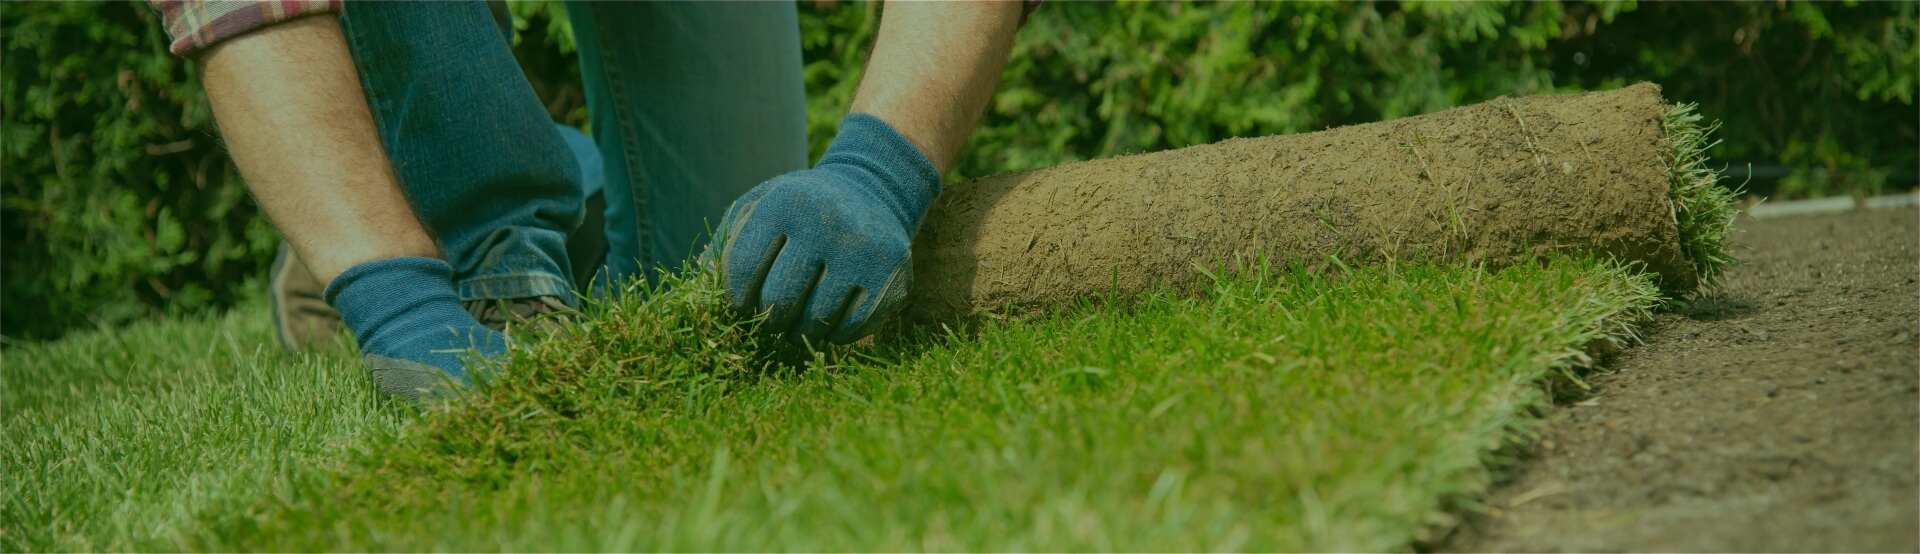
[0,257,1660,552]
[1,306,400,551]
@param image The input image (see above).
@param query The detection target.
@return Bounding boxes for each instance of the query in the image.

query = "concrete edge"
[1744,192,1920,219]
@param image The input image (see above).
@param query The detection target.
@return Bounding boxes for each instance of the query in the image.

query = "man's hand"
[719,114,938,344]
[717,2,1022,344]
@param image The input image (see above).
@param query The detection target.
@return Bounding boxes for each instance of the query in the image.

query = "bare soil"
[911,84,1691,324]
[1446,207,1920,552]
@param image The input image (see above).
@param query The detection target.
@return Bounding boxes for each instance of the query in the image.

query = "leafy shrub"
[1550,1,1918,198]
[946,2,1592,180]
[798,1,1918,185]
[3,2,274,341]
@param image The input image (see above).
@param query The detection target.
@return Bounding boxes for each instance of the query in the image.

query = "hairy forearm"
[850,1,1022,176]
[199,15,437,283]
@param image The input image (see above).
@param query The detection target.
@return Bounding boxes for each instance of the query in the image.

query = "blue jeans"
[337,1,808,303]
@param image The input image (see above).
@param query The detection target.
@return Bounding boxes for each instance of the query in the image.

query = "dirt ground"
[1445,207,1919,552]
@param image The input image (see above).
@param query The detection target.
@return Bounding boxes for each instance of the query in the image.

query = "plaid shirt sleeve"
[148,0,342,56]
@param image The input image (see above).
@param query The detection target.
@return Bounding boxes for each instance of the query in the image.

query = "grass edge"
[1664,102,1743,294]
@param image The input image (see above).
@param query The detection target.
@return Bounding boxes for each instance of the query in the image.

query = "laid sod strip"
[0,307,399,552]
[193,258,1656,551]
[910,83,1728,325]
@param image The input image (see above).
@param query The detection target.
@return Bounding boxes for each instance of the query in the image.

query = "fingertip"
[758,257,824,338]
[824,287,874,345]
[726,233,788,315]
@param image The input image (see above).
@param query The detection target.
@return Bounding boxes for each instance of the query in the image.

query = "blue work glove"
[324,256,507,402]
[717,113,941,345]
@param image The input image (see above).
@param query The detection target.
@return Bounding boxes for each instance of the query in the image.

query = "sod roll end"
[909,82,1734,323]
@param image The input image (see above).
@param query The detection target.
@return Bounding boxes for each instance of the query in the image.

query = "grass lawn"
[4,258,1656,551]
[1,303,399,551]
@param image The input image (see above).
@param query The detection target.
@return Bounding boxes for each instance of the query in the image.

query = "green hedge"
[3,2,274,341]
[4,1,1914,340]
[796,1,1917,185]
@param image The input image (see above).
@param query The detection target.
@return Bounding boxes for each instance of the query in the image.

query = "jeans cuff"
[456,272,576,306]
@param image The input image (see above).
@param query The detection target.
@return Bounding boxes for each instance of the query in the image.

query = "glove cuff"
[323,256,463,343]
[819,113,943,229]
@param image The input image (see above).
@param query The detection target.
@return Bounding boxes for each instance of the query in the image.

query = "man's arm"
[850,1,1024,175]
[199,14,438,283]
[198,15,505,398]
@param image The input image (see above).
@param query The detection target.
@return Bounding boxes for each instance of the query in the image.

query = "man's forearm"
[849,1,1023,175]
[199,15,437,283]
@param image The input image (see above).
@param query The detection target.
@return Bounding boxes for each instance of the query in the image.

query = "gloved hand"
[324,256,507,402]
[717,113,941,345]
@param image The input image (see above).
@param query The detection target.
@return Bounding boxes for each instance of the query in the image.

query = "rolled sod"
[908,82,1736,323]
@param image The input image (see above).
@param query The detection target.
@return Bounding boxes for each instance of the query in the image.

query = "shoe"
[325,256,508,405]
[273,242,576,348]
[269,242,345,352]
[463,295,576,336]
[366,354,464,403]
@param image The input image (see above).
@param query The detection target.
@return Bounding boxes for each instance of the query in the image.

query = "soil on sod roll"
[1446,207,1920,552]
[911,83,1696,324]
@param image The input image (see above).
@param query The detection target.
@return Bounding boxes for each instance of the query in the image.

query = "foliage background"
[4,0,1915,341]
[4,2,274,342]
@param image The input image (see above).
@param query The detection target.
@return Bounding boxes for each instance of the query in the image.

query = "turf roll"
[908,82,1735,323]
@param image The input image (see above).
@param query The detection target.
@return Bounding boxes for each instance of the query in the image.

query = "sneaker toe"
[364,354,465,403]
